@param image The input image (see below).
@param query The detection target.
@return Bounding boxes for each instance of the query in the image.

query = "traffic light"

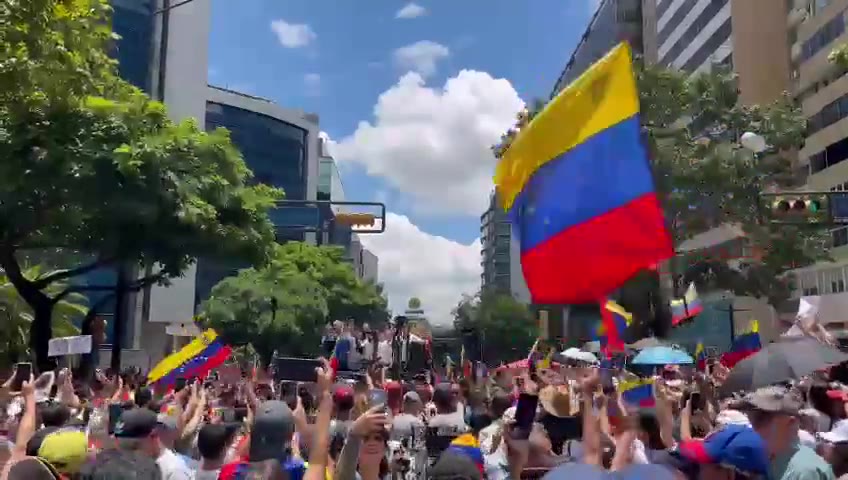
[762,193,829,223]
[335,213,376,227]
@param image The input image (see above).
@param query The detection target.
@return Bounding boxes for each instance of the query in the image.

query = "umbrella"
[627,337,670,350]
[720,336,848,394]
[631,346,694,365]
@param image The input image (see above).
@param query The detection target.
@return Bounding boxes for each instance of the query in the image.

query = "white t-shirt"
[378,340,393,365]
[157,448,192,480]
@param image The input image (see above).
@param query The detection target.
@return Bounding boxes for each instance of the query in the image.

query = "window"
[809,136,848,173]
[110,0,155,93]
[801,13,845,62]
[820,268,846,293]
[799,271,819,296]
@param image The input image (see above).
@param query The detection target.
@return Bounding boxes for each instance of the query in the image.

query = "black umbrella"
[720,336,848,395]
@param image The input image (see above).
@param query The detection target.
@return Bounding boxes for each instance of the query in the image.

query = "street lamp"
[740,132,768,154]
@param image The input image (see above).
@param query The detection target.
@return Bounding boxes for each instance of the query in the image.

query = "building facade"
[480,191,530,302]
[551,0,644,96]
[86,0,213,368]
[192,86,321,307]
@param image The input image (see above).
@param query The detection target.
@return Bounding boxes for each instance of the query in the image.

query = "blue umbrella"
[631,346,694,365]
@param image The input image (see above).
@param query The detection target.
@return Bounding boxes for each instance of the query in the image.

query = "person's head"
[114,407,162,458]
[433,384,454,413]
[36,428,89,476]
[8,457,63,480]
[637,412,666,450]
[385,381,403,414]
[358,426,389,468]
[197,423,240,461]
[134,388,153,409]
[489,391,512,420]
[39,402,71,428]
[78,448,162,480]
[249,400,295,462]
[739,385,804,456]
[428,450,482,480]
[677,425,769,480]
[154,414,179,450]
[403,391,422,415]
[333,385,355,417]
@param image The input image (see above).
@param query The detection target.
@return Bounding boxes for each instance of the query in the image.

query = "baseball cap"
[114,407,158,438]
[714,409,750,428]
[739,385,803,416]
[37,429,88,474]
[155,413,178,431]
[249,400,295,462]
[818,419,848,444]
[333,385,354,403]
[677,425,769,477]
[403,391,421,404]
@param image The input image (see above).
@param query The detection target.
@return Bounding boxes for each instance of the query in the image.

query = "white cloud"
[333,70,524,215]
[270,19,317,48]
[359,213,481,325]
[304,73,321,96]
[396,2,427,19]
[392,41,450,78]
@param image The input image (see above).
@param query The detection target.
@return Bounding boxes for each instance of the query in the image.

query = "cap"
[740,386,803,416]
[715,409,750,428]
[333,385,354,403]
[156,413,178,431]
[38,429,88,474]
[249,400,295,462]
[818,419,848,444]
[677,425,769,477]
[446,434,484,475]
[114,407,158,438]
[8,457,61,479]
[429,450,483,480]
[827,389,848,402]
[403,391,421,403]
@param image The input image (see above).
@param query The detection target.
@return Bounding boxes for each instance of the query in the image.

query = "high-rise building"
[785,0,848,337]
[192,86,321,306]
[551,0,644,96]
[480,191,530,302]
[88,0,212,367]
[650,0,791,105]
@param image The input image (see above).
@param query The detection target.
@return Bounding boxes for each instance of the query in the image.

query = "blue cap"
[678,424,769,477]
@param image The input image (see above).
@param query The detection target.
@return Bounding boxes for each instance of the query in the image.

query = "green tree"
[0,265,87,365]
[636,64,820,305]
[0,0,281,368]
[199,243,391,363]
[273,243,390,326]
[201,265,328,366]
[452,290,538,365]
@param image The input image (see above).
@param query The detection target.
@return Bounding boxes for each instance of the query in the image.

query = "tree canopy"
[452,290,539,365]
[199,243,390,365]
[0,0,282,367]
[493,61,819,307]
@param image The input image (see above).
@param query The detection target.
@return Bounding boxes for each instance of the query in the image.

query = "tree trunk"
[0,247,55,372]
[110,263,130,371]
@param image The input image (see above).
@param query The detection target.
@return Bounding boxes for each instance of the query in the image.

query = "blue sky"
[208,0,598,322]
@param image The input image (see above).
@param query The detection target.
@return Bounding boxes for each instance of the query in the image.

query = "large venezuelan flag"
[148,329,232,386]
[720,320,762,369]
[494,43,673,304]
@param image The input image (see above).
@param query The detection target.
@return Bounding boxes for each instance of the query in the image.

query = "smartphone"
[690,392,702,412]
[11,363,32,392]
[107,403,124,435]
[511,393,539,440]
[367,389,389,410]
[174,378,187,393]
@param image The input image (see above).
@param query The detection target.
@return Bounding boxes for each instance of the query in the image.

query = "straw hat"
[539,385,578,417]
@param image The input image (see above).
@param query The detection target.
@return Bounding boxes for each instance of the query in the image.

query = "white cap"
[819,420,848,444]
[715,409,751,427]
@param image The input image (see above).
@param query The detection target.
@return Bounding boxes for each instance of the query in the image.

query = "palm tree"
[0,265,87,364]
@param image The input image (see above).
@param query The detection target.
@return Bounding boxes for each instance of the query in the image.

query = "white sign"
[48,335,92,357]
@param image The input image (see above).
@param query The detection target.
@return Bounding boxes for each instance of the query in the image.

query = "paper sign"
[48,335,92,357]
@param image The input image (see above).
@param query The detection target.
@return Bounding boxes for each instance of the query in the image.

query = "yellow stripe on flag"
[494,42,640,211]
[148,329,218,383]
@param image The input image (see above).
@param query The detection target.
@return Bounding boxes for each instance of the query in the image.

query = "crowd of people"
[0,340,847,479]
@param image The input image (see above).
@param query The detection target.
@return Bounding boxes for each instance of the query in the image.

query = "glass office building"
[110,0,155,93]
[195,99,313,306]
